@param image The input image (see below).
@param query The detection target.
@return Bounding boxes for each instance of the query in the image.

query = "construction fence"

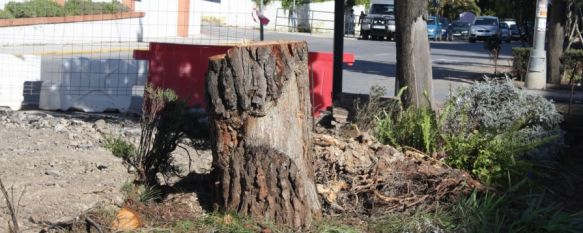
[0,0,364,113]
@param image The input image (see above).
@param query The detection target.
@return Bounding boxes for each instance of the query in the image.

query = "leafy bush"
[64,0,129,16]
[561,49,583,84]
[512,47,532,81]
[374,80,563,185]
[0,10,14,19]
[442,79,563,184]
[3,0,129,19]
[5,0,64,18]
[443,79,562,144]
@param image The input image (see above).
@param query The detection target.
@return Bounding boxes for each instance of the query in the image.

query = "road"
[264,30,519,101]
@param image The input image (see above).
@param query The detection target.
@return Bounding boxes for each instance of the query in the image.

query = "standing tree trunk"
[548,0,567,85]
[205,41,321,229]
[395,0,433,108]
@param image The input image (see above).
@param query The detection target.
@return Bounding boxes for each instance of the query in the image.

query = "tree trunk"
[548,0,567,85]
[205,41,320,229]
[395,0,433,108]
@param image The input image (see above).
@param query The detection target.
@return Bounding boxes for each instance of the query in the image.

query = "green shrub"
[512,47,532,81]
[561,49,583,84]
[5,1,37,18]
[441,79,563,184]
[5,0,64,18]
[0,10,14,19]
[3,0,129,19]
[374,80,563,185]
[64,0,128,15]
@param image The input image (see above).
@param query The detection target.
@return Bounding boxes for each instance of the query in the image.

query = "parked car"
[360,0,395,40]
[499,22,511,43]
[509,24,522,41]
[439,17,453,41]
[469,16,500,43]
[427,16,443,41]
[450,21,471,40]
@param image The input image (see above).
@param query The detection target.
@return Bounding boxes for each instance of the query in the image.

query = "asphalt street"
[264,30,519,101]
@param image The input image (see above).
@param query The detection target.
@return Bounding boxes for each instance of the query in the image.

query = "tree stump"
[205,41,321,229]
[395,0,433,108]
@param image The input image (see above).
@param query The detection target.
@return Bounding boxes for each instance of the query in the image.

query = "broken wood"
[206,41,321,229]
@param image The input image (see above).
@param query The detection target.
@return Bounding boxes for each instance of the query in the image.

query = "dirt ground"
[0,109,212,233]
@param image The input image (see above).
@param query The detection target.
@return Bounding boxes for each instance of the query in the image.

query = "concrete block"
[0,54,41,110]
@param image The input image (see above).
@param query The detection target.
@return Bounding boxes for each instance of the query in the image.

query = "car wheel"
[469,38,476,43]
[361,32,369,40]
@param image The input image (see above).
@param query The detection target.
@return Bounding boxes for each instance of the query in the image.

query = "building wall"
[0,0,202,45]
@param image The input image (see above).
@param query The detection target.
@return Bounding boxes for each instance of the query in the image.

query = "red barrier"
[308,52,355,117]
[134,43,232,108]
[134,43,355,117]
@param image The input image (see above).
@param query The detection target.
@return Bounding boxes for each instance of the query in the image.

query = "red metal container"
[134,43,355,117]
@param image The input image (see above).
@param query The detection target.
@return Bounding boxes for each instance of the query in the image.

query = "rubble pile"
[0,109,141,150]
[313,131,482,215]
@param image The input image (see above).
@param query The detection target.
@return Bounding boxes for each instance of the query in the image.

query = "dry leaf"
[111,207,142,231]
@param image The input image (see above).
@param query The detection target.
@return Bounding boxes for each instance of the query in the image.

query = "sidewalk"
[0,35,246,56]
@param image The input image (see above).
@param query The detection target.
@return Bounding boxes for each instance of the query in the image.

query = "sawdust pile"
[313,132,482,216]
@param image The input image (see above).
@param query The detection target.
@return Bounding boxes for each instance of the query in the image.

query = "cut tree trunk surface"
[206,41,321,229]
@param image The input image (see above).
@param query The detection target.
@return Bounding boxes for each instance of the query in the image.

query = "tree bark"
[548,0,567,85]
[205,41,320,229]
[395,0,433,108]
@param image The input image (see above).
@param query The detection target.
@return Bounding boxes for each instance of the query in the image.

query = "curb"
[32,47,147,56]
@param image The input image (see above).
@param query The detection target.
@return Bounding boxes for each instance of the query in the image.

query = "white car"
[469,16,500,43]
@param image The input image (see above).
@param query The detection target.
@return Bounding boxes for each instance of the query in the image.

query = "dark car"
[509,24,522,41]
[450,21,471,40]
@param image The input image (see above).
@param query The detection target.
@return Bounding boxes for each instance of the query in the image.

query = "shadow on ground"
[345,59,488,84]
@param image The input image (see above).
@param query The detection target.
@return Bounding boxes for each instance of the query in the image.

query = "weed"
[103,135,135,161]
[0,177,24,233]
[368,211,454,233]
[310,218,362,233]
[121,182,162,203]
[103,87,205,187]
[197,213,258,233]
[172,220,195,233]
[451,185,583,233]
[375,106,438,154]
[353,86,396,132]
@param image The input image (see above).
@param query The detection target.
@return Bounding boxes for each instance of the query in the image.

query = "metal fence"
[0,0,261,112]
[274,8,362,37]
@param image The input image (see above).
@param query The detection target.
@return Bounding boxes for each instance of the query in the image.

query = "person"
[289,7,297,32]
[359,10,366,24]
[345,9,355,35]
